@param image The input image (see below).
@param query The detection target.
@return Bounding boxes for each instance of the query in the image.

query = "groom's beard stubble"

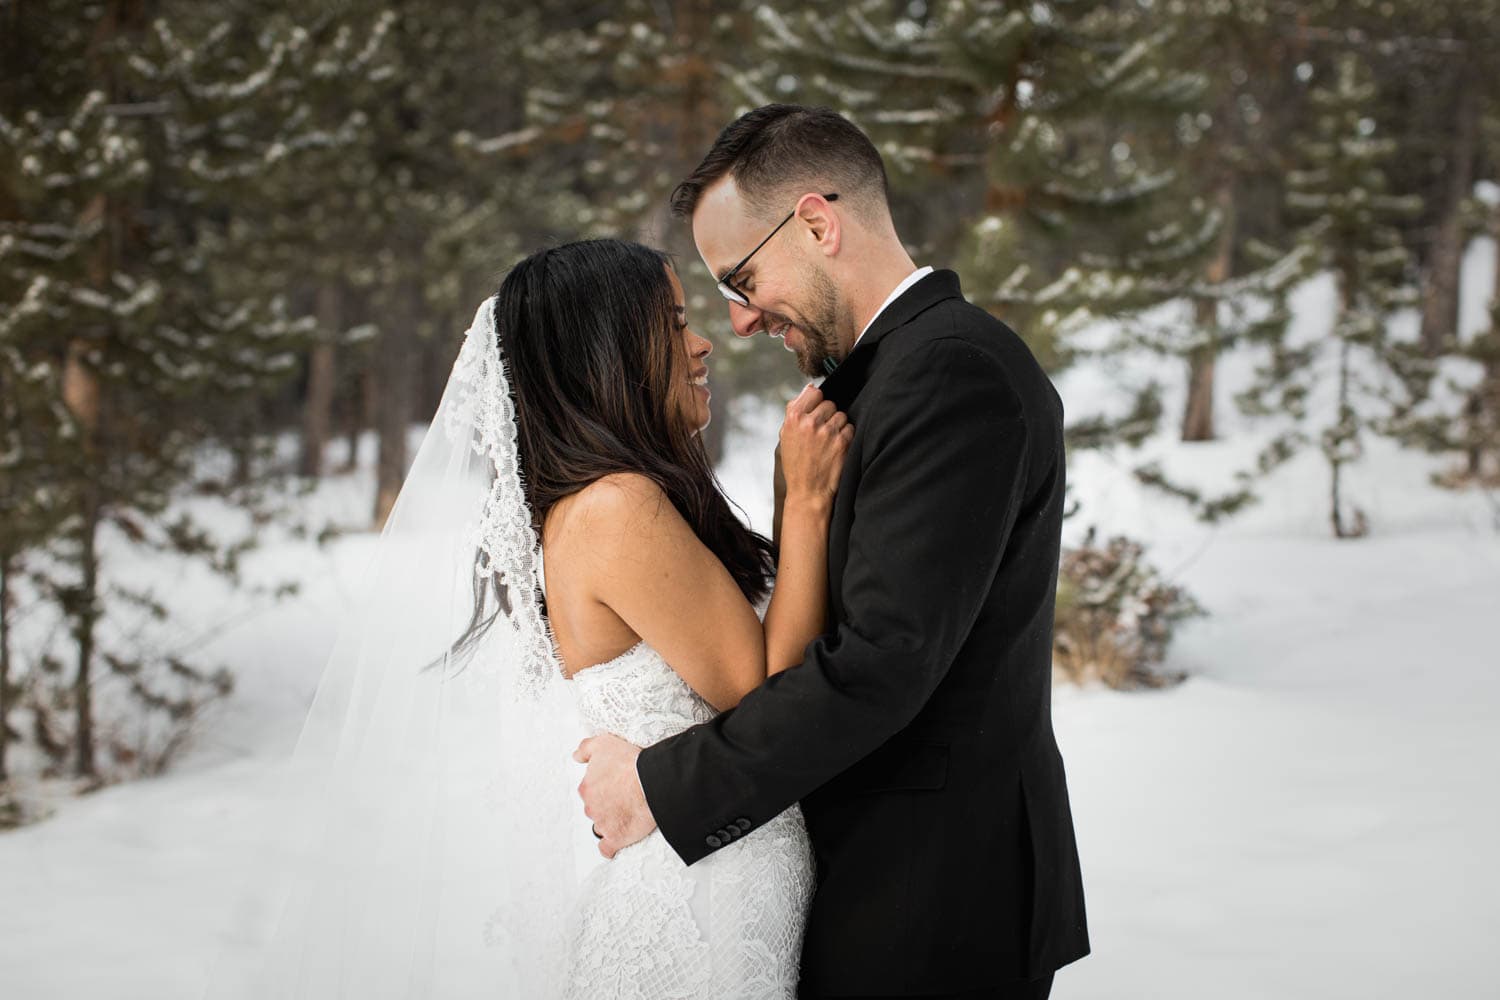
[786,268,844,379]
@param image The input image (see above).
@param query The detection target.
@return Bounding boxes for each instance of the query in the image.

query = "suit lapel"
[819,269,964,411]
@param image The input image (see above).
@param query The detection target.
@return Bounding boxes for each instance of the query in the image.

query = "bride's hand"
[779,385,854,510]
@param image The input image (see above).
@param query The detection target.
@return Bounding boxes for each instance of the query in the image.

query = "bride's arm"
[763,385,850,676]
[761,489,833,678]
[570,388,849,711]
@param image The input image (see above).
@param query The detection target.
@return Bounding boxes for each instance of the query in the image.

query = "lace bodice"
[567,642,719,745]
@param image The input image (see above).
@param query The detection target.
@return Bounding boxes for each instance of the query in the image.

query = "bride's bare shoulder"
[574,471,668,511]
[546,473,677,549]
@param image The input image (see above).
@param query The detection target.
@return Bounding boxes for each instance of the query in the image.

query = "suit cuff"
[638,728,764,866]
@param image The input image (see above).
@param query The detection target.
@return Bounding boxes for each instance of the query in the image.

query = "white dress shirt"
[852,266,934,350]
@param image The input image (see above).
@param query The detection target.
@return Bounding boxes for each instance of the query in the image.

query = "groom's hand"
[574,733,657,859]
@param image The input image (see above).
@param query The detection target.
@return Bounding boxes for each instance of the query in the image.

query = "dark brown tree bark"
[66,182,109,780]
[66,0,146,781]
[1468,204,1500,479]
[1182,172,1237,442]
[298,283,341,478]
[0,554,12,783]
[1181,332,1218,442]
[231,405,258,486]
[1419,58,1479,357]
[336,364,374,475]
[1329,281,1367,540]
[372,298,414,529]
[62,339,104,780]
[72,489,102,779]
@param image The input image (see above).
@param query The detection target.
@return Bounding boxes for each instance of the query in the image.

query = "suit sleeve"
[637,336,1031,865]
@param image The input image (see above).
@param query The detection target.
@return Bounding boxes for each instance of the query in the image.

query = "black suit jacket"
[637,270,1089,994]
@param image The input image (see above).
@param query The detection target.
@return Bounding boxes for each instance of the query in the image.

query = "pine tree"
[1149,0,1317,443]
[1434,10,1500,482]
[460,1,800,459]
[257,1,614,522]
[0,0,389,783]
[2,0,155,783]
[1368,0,1500,359]
[754,2,1213,363]
[1460,186,1500,481]
[141,5,401,483]
[740,1,1334,523]
[1244,52,1426,538]
[1418,178,1500,485]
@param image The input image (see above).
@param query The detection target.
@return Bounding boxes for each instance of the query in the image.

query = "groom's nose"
[728,300,763,339]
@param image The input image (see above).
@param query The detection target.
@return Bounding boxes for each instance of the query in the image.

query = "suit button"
[735,818,752,832]
[706,834,722,848]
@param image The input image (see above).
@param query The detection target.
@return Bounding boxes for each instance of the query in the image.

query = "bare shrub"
[1053,529,1204,689]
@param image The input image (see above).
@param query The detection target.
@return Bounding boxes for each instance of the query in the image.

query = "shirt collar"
[852,266,934,349]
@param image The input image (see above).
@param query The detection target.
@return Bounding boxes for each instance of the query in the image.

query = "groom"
[577,105,1089,998]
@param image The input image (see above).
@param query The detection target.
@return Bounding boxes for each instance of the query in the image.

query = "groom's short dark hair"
[670,104,890,224]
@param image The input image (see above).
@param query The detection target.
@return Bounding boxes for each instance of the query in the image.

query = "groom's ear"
[797,195,840,258]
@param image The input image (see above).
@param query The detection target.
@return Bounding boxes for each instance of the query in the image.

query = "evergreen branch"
[756,7,972,84]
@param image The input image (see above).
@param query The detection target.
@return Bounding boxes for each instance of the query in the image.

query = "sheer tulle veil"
[202,296,593,998]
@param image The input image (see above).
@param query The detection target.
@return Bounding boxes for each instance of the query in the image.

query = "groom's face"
[691,178,842,379]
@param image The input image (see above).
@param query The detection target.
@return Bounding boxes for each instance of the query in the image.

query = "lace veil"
[203,297,592,997]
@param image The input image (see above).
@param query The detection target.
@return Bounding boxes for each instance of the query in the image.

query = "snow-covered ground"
[3,267,1498,998]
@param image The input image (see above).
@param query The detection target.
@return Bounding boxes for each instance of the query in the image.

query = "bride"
[506,238,850,997]
[209,238,851,999]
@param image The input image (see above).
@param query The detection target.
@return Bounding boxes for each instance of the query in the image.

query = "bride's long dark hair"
[447,239,774,665]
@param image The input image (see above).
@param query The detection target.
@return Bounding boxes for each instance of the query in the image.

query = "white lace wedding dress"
[545,559,816,999]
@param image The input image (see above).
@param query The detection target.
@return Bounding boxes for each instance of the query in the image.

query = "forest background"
[2,0,1497,815]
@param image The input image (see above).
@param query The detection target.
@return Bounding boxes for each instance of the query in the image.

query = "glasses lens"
[716,280,748,307]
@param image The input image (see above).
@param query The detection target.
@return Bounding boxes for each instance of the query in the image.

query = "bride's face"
[665,264,714,434]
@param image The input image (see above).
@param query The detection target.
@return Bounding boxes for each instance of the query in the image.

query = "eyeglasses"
[715,193,839,308]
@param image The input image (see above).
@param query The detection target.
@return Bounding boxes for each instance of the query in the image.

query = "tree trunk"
[1467,219,1500,479]
[231,405,257,486]
[64,0,149,781]
[298,284,341,478]
[1329,330,1365,539]
[67,185,108,780]
[1182,171,1237,442]
[1463,388,1485,479]
[63,339,105,780]
[1181,333,1218,442]
[72,491,102,779]
[1330,387,1350,536]
[64,339,102,781]
[1419,58,1479,357]
[634,0,717,247]
[337,365,373,474]
[0,553,12,783]
[372,302,413,529]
